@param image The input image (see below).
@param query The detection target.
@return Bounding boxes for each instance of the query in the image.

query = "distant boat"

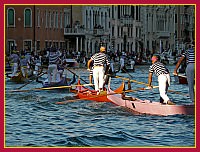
[6,71,33,83]
[63,59,79,68]
[42,74,76,88]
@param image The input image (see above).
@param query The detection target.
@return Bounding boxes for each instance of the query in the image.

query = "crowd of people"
[6,42,195,103]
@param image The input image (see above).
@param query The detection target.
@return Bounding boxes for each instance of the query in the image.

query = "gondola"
[107,87,194,116]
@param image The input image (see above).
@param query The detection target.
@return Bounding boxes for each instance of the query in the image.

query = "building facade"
[5,5,195,59]
[5,5,71,55]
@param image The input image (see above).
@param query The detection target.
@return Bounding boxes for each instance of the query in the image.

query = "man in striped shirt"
[148,54,174,105]
[87,46,110,93]
[174,43,195,102]
[48,47,61,84]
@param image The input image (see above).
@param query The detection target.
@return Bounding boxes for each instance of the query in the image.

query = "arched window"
[7,8,15,26]
[24,8,32,27]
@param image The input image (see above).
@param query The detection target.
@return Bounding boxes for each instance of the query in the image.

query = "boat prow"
[107,88,194,116]
[73,80,125,102]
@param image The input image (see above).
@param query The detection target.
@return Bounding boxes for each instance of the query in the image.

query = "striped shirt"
[10,53,19,63]
[149,61,169,76]
[91,52,110,66]
[49,52,60,64]
[20,58,28,66]
[182,48,195,64]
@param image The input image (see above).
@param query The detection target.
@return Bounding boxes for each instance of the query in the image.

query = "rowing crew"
[87,44,195,104]
[7,50,42,78]
[7,49,68,84]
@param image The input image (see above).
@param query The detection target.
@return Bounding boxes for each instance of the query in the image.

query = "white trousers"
[110,63,114,72]
[21,66,27,77]
[12,63,18,76]
[130,60,135,69]
[56,70,63,82]
[120,58,124,69]
[34,63,41,75]
[48,64,57,83]
[93,66,105,91]
[158,74,170,103]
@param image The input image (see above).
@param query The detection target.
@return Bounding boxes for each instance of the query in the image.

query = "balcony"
[120,15,133,27]
[156,31,170,38]
[64,27,85,36]
[93,28,104,36]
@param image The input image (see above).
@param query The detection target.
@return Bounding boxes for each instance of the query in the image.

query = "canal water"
[5,65,195,147]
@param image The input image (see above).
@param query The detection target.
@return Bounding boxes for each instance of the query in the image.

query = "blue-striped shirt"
[91,52,110,66]
[20,58,28,66]
[10,53,19,63]
[49,52,60,64]
[183,48,195,64]
[149,61,169,76]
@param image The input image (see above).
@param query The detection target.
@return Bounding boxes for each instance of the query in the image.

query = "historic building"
[5,5,71,54]
[141,5,195,57]
[5,5,195,59]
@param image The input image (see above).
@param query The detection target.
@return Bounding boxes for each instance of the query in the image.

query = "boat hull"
[42,75,76,88]
[8,72,29,83]
[178,75,188,84]
[73,80,124,102]
[107,89,194,116]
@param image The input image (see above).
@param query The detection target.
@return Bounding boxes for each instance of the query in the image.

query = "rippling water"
[5,65,195,147]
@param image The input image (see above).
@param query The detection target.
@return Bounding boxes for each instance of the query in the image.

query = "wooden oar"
[65,68,95,89]
[16,72,46,90]
[8,83,94,93]
[178,74,187,78]
[55,86,159,104]
[114,75,148,86]
[114,75,189,97]
[121,68,134,78]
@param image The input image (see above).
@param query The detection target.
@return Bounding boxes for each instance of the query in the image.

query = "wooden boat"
[174,74,188,84]
[73,80,125,102]
[107,88,194,116]
[42,74,76,88]
[63,59,79,68]
[6,72,29,83]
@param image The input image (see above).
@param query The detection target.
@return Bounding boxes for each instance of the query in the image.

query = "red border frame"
[2,0,199,152]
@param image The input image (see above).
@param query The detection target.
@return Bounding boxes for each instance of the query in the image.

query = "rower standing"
[147,54,174,105]
[48,47,61,84]
[87,46,110,94]
[20,53,29,78]
[9,50,20,76]
[173,42,195,103]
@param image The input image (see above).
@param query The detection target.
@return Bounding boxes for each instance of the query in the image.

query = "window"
[7,40,15,53]
[24,8,32,27]
[36,40,40,50]
[45,10,48,28]
[60,11,63,29]
[45,41,48,48]
[55,11,58,28]
[7,8,15,27]
[49,11,51,28]
[23,40,32,51]
[112,26,114,37]
[37,9,40,27]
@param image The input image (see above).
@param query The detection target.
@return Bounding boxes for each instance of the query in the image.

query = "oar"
[56,86,159,104]
[121,68,134,78]
[177,74,187,78]
[65,68,95,89]
[8,83,94,93]
[114,75,189,97]
[16,72,46,90]
[114,75,148,86]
